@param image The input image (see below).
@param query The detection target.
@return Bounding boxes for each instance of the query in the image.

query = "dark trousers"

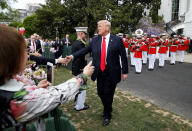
[97,67,117,118]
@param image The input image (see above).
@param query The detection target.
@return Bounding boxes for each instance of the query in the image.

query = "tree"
[32,0,161,38]
[8,21,23,28]
[23,14,38,38]
[0,0,20,22]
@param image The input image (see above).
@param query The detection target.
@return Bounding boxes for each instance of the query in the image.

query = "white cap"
[161,33,167,36]
[144,33,147,36]
[151,35,157,38]
[75,27,88,34]
[118,33,124,36]
[173,35,178,38]
[137,35,142,39]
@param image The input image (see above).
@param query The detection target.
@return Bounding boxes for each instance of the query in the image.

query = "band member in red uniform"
[177,34,189,63]
[158,33,168,68]
[125,34,130,57]
[142,33,149,65]
[148,35,158,70]
[119,33,128,57]
[169,35,179,65]
[134,35,144,74]
[129,34,137,67]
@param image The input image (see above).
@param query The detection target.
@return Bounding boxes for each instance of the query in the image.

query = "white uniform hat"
[151,35,157,38]
[173,35,178,38]
[137,35,142,39]
[75,27,88,34]
[118,33,124,36]
[161,33,167,36]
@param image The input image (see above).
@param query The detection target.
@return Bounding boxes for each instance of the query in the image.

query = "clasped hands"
[63,55,95,77]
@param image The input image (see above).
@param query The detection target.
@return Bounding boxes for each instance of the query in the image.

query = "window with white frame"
[172,0,180,20]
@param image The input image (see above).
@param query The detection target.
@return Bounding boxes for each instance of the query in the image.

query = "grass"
[54,67,192,131]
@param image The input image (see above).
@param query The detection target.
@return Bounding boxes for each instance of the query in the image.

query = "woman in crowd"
[0,26,94,130]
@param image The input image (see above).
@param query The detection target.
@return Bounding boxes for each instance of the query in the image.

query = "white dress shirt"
[30,41,36,52]
[101,33,110,64]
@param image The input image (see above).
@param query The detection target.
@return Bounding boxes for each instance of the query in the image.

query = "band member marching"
[169,35,179,65]
[148,35,158,70]
[119,33,129,57]
[134,35,144,74]
[158,33,168,68]
[142,33,149,65]
[177,34,189,63]
[129,34,137,67]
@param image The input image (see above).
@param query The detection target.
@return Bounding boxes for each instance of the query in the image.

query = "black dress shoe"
[170,63,175,65]
[135,72,141,74]
[130,65,135,67]
[158,66,163,68]
[179,62,183,64]
[75,104,89,111]
[103,118,110,126]
[148,69,154,71]
[142,63,147,65]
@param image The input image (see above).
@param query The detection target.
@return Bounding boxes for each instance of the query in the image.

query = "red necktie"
[100,37,106,71]
[33,42,35,52]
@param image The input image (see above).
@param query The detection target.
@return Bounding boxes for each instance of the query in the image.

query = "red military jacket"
[170,40,179,52]
[158,39,168,54]
[142,38,149,52]
[148,41,158,54]
[129,39,137,52]
[134,42,144,58]
[178,39,189,51]
[122,38,129,48]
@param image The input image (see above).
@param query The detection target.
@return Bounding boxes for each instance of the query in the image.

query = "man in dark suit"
[63,34,72,46]
[34,34,42,54]
[29,52,66,65]
[53,37,63,58]
[65,20,128,126]
[27,34,42,54]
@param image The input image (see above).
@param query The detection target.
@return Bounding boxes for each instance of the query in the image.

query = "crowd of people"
[0,19,192,130]
[119,33,191,74]
[0,26,94,130]
[26,33,72,59]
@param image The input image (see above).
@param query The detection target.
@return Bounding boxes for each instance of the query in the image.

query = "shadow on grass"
[55,67,192,131]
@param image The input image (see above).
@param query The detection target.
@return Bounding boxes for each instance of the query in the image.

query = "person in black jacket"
[65,20,128,126]
[29,52,66,65]
[27,34,42,54]
[72,27,89,111]
[63,34,72,46]
[53,37,63,59]
[188,38,192,53]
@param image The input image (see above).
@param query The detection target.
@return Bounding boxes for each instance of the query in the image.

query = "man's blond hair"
[98,20,111,32]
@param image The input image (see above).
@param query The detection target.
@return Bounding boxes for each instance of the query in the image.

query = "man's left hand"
[122,74,128,81]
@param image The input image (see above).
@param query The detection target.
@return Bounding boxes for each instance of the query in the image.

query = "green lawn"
[54,67,192,131]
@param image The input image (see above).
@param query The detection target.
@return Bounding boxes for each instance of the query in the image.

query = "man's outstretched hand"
[63,55,73,66]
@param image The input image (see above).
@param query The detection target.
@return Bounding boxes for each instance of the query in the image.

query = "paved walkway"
[117,54,192,121]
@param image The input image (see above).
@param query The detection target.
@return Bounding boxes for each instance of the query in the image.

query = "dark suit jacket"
[72,40,87,76]
[73,34,128,83]
[35,40,42,54]
[27,40,42,54]
[29,55,56,65]
[63,38,72,45]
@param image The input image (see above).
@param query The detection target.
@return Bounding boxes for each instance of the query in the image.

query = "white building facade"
[158,0,192,37]
[16,3,41,22]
